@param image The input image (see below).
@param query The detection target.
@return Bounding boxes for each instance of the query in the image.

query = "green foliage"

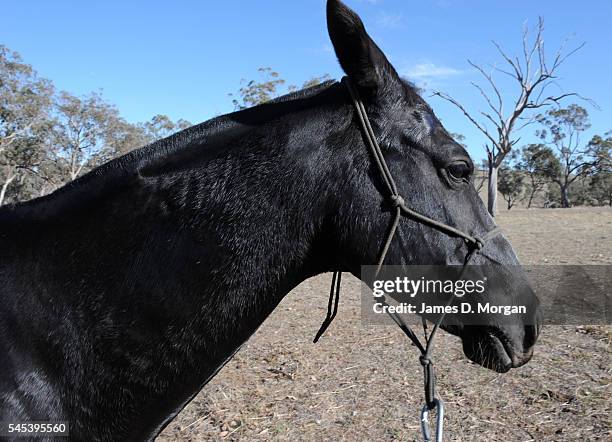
[587,131,611,174]
[589,171,612,206]
[140,114,192,143]
[51,91,122,181]
[517,144,559,208]
[536,105,591,143]
[229,67,286,110]
[0,45,192,205]
[518,144,559,177]
[0,45,54,147]
[498,164,525,210]
[1,52,329,206]
[0,45,54,204]
[298,74,332,90]
[104,117,150,157]
[535,104,595,207]
[229,68,330,110]
[586,131,611,205]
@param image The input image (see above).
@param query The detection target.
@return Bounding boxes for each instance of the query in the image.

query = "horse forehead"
[397,106,447,146]
[419,111,437,136]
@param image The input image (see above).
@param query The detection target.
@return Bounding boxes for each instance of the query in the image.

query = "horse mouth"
[462,329,530,373]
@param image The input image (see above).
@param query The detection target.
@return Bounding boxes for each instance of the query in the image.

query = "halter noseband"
[313,76,502,442]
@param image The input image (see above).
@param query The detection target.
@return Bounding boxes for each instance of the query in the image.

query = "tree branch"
[432,91,501,150]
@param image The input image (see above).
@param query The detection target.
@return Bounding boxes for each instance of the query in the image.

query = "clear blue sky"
[2,0,611,161]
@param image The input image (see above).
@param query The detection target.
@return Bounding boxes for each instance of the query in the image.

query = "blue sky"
[2,0,611,161]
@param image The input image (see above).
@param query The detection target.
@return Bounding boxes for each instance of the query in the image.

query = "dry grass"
[158,207,611,441]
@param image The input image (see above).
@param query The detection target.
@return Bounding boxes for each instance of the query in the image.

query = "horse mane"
[0,80,338,220]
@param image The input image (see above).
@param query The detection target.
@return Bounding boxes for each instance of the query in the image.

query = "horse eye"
[446,162,472,181]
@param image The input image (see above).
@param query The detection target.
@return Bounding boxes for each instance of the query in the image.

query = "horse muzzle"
[460,315,542,373]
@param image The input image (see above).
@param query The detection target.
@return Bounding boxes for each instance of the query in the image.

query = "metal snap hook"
[420,398,444,442]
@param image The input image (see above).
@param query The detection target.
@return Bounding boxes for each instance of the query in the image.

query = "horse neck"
[1,94,350,437]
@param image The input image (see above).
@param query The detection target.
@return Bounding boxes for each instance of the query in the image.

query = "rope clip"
[420,398,444,442]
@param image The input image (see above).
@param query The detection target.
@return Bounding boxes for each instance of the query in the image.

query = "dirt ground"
[158,207,611,442]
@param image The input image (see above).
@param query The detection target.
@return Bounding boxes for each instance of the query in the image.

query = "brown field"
[158,207,611,442]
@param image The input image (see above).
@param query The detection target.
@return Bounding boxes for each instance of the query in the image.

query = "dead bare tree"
[434,18,587,216]
[472,159,488,194]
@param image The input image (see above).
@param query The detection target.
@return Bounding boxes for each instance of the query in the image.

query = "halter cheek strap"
[313,76,502,442]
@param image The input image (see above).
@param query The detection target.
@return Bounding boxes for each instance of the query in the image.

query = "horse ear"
[327,0,399,91]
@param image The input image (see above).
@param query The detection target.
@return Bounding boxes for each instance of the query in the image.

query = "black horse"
[0,1,541,440]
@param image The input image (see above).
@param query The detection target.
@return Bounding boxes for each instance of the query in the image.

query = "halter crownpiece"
[314,76,503,442]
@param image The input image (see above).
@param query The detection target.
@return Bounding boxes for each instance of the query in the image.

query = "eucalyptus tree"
[229,67,287,110]
[230,68,331,110]
[517,144,558,208]
[0,45,54,205]
[535,104,594,208]
[498,165,525,210]
[586,131,611,205]
[50,91,121,183]
[139,114,191,144]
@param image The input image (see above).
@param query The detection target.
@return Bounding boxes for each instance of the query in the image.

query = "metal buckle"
[420,398,444,442]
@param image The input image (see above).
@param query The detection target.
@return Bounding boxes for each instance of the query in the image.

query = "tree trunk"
[0,174,17,206]
[527,189,536,209]
[560,185,571,208]
[487,163,499,216]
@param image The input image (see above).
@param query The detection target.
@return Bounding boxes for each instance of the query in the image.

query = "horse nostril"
[523,324,540,351]
[523,306,543,352]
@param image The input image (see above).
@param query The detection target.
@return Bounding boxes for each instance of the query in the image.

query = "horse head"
[325,0,542,373]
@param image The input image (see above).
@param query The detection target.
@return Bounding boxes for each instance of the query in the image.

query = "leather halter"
[314,76,502,442]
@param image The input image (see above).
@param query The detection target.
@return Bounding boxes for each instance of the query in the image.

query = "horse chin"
[461,329,522,373]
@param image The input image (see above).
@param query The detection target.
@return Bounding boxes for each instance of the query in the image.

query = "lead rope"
[313,77,502,442]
